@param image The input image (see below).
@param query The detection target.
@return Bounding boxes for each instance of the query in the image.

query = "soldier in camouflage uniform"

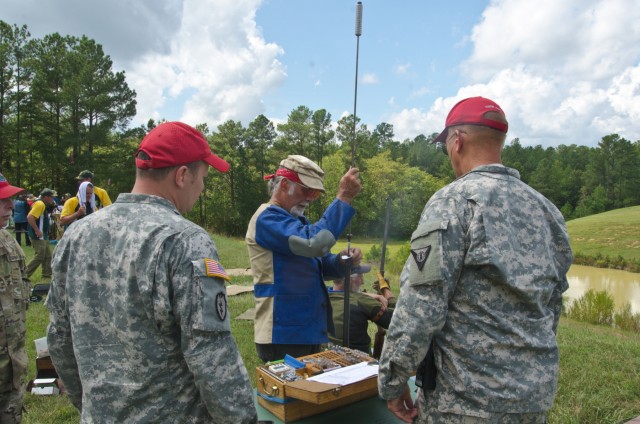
[46,122,258,423]
[378,97,573,423]
[0,174,29,423]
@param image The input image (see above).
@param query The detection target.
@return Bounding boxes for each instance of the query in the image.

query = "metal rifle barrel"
[350,1,362,168]
[342,250,351,347]
[380,196,391,277]
[343,1,363,348]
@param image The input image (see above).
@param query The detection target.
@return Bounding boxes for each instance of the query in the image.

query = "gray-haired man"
[378,97,573,423]
[246,155,363,363]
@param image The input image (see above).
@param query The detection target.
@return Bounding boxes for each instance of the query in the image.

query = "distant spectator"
[76,170,112,208]
[26,188,56,282]
[60,182,100,228]
[12,194,31,247]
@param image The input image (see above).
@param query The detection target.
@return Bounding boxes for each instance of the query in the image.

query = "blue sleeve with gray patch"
[255,199,355,258]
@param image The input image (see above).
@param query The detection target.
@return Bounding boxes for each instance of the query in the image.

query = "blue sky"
[252,1,488,131]
[3,0,640,147]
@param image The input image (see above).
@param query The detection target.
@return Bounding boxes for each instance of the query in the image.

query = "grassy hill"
[567,205,640,264]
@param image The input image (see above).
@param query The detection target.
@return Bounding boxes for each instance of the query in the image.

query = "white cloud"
[390,0,640,147]
[387,108,436,141]
[3,0,183,66]
[607,65,640,121]
[361,73,379,84]
[127,0,287,128]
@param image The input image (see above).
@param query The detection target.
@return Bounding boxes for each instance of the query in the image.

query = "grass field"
[17,229,640,423]
[567,205,640,261]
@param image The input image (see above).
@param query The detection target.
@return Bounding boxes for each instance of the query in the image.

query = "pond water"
[565,265,640,313]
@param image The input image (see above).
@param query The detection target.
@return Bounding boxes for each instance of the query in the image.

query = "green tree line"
[0,21,136,195]
[2,21,639,238]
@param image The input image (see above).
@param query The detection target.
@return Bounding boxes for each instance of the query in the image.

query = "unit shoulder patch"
[215,292,227,321]
[411,246,431,271]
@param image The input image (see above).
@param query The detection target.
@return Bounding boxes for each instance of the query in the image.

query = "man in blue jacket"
[246,155,362,362]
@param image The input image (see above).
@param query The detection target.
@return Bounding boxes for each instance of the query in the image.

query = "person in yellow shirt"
[60,182,100,228]
[27,188,56,281]
[76,170,111,208]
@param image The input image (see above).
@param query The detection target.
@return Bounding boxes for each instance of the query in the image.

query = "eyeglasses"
[437,129,466,156]
[290,180,322,200]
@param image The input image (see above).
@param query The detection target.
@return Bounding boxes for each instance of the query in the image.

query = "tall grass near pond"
[567,289,640,334]
[567,289,616,326]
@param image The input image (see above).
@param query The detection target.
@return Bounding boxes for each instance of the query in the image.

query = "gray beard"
[287,185,307,217]
[290,205,306,217]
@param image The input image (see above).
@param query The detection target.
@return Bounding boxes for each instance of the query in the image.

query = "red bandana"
[263,168,303,185]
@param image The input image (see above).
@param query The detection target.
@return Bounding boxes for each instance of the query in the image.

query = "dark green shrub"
[365,244,381,263]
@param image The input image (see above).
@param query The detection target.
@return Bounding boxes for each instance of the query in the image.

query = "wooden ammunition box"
[35,356,58,379]
[27,355,64,396]
[256,350,379,422]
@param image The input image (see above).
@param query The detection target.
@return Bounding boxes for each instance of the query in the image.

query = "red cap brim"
[433,129,448,144]
[0,185,25,200]
[205,153,230,173]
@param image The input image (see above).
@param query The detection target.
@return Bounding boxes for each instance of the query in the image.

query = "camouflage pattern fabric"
[0,230,30,423]
[378,165,573,419]
[416,390,546,423]
[46,193,257,423]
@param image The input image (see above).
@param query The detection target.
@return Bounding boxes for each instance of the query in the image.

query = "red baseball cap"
[135,122,229,172]
[0,173,25,200]
[433,97,508,143]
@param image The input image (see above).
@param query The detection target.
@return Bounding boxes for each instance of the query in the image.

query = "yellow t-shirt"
[94,186,112,207]
[27,200,49,239]
[61,186,111,218]
[60,197,79,218]
[28,200,46,219]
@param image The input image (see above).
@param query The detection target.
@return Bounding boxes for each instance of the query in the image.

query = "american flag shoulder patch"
[204,258,230,281]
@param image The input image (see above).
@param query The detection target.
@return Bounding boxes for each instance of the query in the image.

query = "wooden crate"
[256,349,379,422]
[35,356,58,379]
